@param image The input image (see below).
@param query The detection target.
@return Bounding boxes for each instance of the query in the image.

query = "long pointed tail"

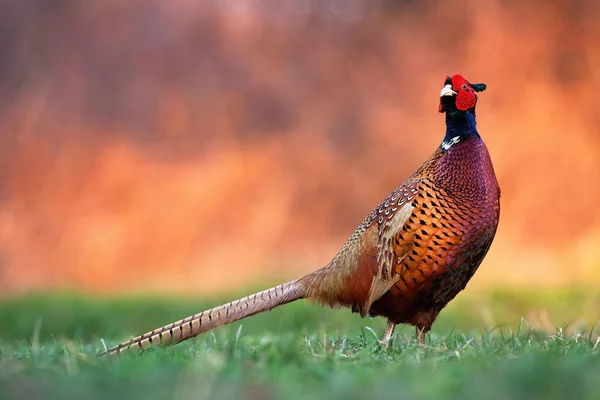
[97,279,306,356]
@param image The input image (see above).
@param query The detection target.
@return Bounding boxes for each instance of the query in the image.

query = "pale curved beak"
[440,84,457,97]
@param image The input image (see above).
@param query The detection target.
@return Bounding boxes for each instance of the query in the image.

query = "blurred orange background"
[0,0,599,296]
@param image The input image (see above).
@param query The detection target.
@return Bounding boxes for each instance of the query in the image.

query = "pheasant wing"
[362,180,419,312]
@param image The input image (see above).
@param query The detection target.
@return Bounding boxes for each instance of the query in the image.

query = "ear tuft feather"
[470,83,487,92]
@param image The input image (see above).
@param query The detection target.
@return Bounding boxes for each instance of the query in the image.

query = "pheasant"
[98,74,500,356]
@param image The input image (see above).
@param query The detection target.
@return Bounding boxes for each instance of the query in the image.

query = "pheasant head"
[438,74,486,115]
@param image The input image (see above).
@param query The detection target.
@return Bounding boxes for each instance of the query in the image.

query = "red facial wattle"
[451,75,477,111]
[455,91,476,111]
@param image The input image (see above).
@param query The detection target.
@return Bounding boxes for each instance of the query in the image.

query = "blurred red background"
[0,0,599,295]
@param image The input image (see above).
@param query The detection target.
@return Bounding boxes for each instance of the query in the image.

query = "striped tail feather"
[97,279,305,356]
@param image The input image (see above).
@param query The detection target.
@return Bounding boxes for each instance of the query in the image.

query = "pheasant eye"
[461,83,468,90]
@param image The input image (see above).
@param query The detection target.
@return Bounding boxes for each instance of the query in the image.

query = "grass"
[0,287,599,399]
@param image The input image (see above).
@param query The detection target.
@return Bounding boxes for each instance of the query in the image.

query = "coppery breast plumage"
[368,135,500,334]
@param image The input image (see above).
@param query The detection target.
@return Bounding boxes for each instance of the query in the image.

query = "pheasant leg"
[416,325,430,347]
[380,319,397,346]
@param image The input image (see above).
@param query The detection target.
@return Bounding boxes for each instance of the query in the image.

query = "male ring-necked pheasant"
[98,74,500,356]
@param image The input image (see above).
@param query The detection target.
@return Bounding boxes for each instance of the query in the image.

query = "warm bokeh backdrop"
[1,0,599,295]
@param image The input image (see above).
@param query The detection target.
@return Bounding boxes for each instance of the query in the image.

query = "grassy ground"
[0,287,599,399]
